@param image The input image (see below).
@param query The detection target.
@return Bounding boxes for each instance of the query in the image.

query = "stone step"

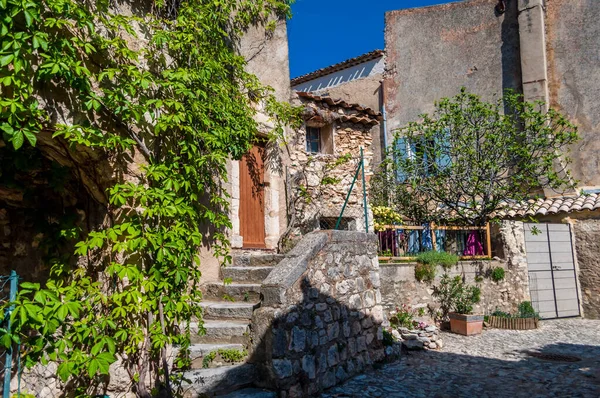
[188,343,248,370]
[202,283,262,302]
[231,254,284,268]
[222,266,274,283]
[181,364,257,396]
[219,388,277,398]
[200,301,259,320]
[191,320,251,345]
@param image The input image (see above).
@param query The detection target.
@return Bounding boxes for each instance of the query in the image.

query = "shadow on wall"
[194,230,392,396]
[202,278,388,396]
[321,340,600,397]
[499,0,523,101]
[251,278,387,395]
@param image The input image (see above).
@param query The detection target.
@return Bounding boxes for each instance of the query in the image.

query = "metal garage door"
[524,223,580,319]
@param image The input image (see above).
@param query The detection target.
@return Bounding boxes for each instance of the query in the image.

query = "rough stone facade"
[291,52,386,166]
[570,219,600,319]
[379,221,531,316]
[282,94,378,247]
[380,259,531,317]
[250,231,385,396]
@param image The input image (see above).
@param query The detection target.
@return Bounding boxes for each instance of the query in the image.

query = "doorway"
[525,223,581,319]
[239,144,266,248]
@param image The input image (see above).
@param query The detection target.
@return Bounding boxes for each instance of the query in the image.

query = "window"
[306,124,334,154]
[395,133,451,182]
[306,127,321,153]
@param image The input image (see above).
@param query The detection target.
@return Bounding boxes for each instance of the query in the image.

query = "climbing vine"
[0,0,295,396]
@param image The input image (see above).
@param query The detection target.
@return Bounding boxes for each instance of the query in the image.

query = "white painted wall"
[292,56,385,93]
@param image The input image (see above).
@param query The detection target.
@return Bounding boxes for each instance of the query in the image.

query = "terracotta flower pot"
[449,312,484,336]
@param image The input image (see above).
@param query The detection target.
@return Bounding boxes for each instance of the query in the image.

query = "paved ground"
[321,319,600,398]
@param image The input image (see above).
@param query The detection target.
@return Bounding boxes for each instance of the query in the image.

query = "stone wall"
[379,258,531,317]
[379,220,531,317]
[250,231,385,396]
[285,99,375,245]
[572,219,600,319]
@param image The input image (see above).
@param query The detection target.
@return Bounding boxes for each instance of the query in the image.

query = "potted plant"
[433,274,483,336]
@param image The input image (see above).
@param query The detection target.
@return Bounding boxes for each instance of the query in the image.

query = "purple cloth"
[463,230,484,256]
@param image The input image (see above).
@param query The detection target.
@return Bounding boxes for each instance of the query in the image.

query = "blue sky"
[287,0,455,78]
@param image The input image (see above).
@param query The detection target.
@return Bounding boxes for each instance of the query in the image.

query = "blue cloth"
[435,230,446,252]
[421,223,433,251]
[408,230,420,254]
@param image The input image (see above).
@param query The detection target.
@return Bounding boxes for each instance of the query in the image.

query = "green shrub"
[382,329,395,347]
[415,262,436,282]
[389,304,415,328]
[416,251,459,271]
[488,302,539,319]
[491,266,505,282]
[517,301,539,319]
[433,274,481,317]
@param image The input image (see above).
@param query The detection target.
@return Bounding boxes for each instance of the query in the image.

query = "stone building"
[384,0,600,193]
[292,50,387,166]
[280,92,381,247]
[381,0,600,320]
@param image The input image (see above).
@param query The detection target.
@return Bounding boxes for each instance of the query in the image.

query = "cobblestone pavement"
[321,319,600,398]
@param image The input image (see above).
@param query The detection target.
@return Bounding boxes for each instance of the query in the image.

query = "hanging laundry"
[421,223,433,251]
[435,230,446,252]
[408,230,420,254]
[464,230,484,256]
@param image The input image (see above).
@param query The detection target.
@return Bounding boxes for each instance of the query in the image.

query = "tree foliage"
[374,89,579,226]
[0,0,296,396]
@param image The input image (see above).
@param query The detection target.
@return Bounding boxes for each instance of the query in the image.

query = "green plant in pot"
[433,274,483,336]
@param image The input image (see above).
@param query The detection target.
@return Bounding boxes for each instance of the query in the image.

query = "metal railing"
[0,271,19,398]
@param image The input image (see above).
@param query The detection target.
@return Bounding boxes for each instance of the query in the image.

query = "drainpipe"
[380,80,388,159]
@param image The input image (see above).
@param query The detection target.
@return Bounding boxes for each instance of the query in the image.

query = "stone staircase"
[181,253,284,397]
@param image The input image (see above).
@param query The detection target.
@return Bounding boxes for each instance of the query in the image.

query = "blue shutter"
[395,137,408,182]
[435,129,451,171]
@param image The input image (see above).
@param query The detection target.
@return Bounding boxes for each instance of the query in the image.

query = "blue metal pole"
[3,271,17,398]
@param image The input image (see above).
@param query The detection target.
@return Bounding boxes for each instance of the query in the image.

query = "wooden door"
[239,145,266,248]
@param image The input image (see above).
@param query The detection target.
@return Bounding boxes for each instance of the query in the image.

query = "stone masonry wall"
[251,231,385,396]
[379,258,531,317]
[286,101,374,242]
[379,221,531,317]
[572,219,600,319]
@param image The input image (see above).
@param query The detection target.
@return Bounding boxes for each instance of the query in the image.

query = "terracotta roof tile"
[291,50,385,86]
[496,194,600,218]
[296,91,382,126]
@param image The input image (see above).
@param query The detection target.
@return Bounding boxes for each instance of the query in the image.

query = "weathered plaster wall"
[251,231,386,396]
[545,0,600,188]
[571,219,600,319]
[384,0,522,138]
[292,57,385,95]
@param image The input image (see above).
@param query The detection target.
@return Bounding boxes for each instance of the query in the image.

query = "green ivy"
[0,0,296,396]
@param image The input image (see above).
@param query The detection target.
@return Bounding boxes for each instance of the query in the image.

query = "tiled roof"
[290,50,385,86]
[296,91,382,127]
[496,194,600,218]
